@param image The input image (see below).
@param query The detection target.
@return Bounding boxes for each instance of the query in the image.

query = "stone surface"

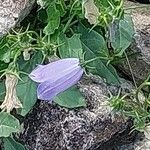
[116,2,150,150]
[0,0,35,36]
[129,0,150,4]
[118,132,150,150]
[20,76,133,150]
[134,139,150,150]
[118,1,150,84]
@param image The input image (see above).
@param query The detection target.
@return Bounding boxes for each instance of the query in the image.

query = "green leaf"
[16,51,43,116]
[95,0,110,8]
[110,14,135,56]
[3,137,26,150]
[17,76,37,116]
[0,61,8,72]
[83,43,120,85]
[18,51,43,73]
[56,0,66,17]
[54,86,86,108]
[0,112,20,137]
[78,24,109,58]
[58,33,83,58]
[0,81,5,101]
[0,38,11,63]
[44,4,60,35]
[37,9,48,24]
[79,24,120,85]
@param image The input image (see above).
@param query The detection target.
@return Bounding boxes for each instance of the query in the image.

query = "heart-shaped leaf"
[58,34,83,59]
[79,24,120,85]
[54,86,86,108]
[0,112,20,137]
[3,137,26,150]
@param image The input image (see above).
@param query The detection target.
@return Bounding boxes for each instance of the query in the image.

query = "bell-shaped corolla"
[29,58,83,101]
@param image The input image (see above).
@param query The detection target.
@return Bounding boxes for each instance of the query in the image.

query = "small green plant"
[109,76,150,133]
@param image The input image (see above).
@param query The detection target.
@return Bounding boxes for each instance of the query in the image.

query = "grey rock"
[116,2,150,149]
[0,0,35,36]
[20,76,133,150]
[118,3,150,84]
[134,138,150,150]
[118,132,150,150]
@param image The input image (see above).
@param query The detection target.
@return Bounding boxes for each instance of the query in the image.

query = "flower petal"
[37,65,81,94]
[29,58,80,83]
[37,68,83,101]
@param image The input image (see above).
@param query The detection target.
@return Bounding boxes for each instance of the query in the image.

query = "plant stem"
[81,56,107,67]
[124,51,137,88]
[63,14,75,33]
[136,82,150,104]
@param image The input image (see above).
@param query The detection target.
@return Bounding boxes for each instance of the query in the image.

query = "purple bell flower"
[29,58,84,101]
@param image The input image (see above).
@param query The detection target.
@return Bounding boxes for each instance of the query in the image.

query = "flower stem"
[124,51,137,88]
[81,56,107,67]
[63,14,75,33]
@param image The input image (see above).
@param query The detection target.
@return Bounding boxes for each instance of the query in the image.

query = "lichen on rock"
[0,0,35,36]
[118,1,150,84]
[20,76,132,150]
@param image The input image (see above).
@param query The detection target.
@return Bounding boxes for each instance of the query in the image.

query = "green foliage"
[17,76,37,116]
[0,81,5,101]
[58,33,83,58]
[16,52,43,116]
[79,24,120,85]
[109,92,125,111]
[0,112,20,137]
[110,79,150,132]
[79,24,109,58]
[54,86,86,108]
[0,26,55,146]
[43,4,60,34]
[95,0,124,27]
[3,137,26,150]
[37,0,83,35]
[0,0,140,148]
[109,14,135,56]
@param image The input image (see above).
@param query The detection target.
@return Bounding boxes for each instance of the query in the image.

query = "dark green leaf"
[54,86,86,108]
[58,33,83,58]
[18,51,43,73]
[0,38,11,63]
[0,112,20,137]
[0,81,5,101]
[110,14,135,56]
[79,24,120,85]
[17,51,43,116]
[0,61,8,71]
[44,5,60,35]
[78,24,109,57]
[37,9,48,23]
[17,76,37,116]
[3,137,26,150]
